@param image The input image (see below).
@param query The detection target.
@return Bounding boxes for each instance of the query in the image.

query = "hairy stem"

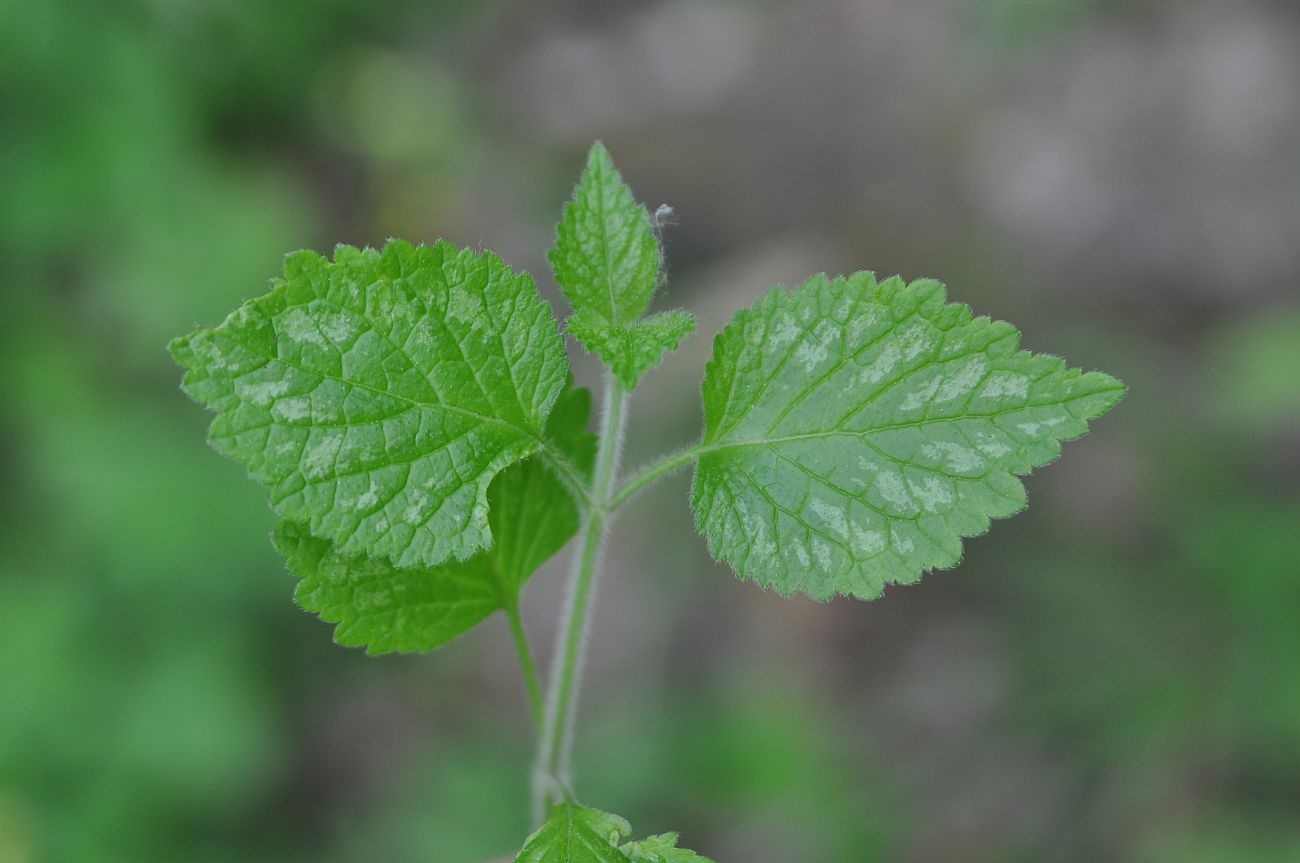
[505,598,543,729]
[540,446,594,508]
[533,374,628,822]
[608,443,703,511]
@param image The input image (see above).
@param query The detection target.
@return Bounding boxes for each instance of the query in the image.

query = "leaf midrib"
[223,329,550,453]
[698,387,1123,460]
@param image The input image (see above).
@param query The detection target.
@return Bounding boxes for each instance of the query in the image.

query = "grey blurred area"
[2,0,1297,861]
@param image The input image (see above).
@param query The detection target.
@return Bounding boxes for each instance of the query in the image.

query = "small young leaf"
[274,384,594,654]
[170,239,569,570]
[515,804,632,863]
[567,309,695,389]
[550,141,660,330]
[550,143,684,387]
[622,833,715,863]
[693,273,1125,600]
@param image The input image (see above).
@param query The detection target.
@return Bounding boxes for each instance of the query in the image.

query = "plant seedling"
[171,141,1125,860]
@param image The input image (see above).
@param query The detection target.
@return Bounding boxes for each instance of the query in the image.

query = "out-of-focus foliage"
[2,0,1297,861]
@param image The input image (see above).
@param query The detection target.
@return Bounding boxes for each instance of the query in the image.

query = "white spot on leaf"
[900,374,942,411]
[851,523,886,555]
[280,308,328,348]
[935,357,987,403]
[795,340,829,372]
[237,379,290,406]
[910,476,955,512]
[875,472,914,511]
[921,442,984,473]
[891,525,914,553]
[809,498,849,540]
[273,397,310,422]
[812,537,832,569]
[980,372,1030,400]
[858,343,901,385]
[770,313,799,348]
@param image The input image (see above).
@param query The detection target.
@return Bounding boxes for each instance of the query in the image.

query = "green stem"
[608,443,703,511]
[505,598,544,729]
[533,374,628,822]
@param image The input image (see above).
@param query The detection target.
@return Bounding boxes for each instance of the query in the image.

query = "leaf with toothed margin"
[621,833,715,862]
[273,383,595,655]
[692,272,1126,600]
[169,239,570,570]
[515,804,632,863]
[567,309,695,389]
[550,142,686,388]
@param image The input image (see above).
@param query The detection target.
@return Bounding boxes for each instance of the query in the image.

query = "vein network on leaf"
[171,139,1125,857]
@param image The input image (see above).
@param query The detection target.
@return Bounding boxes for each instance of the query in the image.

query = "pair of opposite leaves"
[171,142,1125,655]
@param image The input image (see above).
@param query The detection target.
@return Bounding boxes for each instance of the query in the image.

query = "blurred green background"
[2,0,1298,860]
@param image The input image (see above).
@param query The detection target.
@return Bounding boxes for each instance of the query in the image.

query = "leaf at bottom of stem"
[515,804,631,862]
[514,805,715,863]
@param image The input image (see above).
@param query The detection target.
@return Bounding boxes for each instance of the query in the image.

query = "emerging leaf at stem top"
[550,142,692,388]
[274,384,595,655]
[515,805,714,863]
[692,272,1125,600]
[169,240,570,570]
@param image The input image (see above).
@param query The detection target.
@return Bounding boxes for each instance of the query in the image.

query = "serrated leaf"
[622,833,715,863]
[692,273,1125,600]
[275,521,499,655]
[550,141,660,329]
[274,384,594,654]
[567,309,695,389]
[515,804,632,863]
[550,143,682,387]
[170,239,569,570]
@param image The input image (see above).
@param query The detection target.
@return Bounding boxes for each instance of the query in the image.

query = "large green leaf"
[274,384,594,654]
[170,239,569,569]
[550,142,688,388]
[515,804,631,863]
[693,273,1125,600]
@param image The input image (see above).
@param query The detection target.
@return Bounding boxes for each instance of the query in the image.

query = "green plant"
[170,141,1125,860]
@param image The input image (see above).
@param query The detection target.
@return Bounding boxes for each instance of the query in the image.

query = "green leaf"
[567,309,695,389]
[274,521,498,655]
[170,239,569,570]
[515,804,632,863]
[550,142,684,387]
[692,273,1125,600]
[485,383,596,598]
[550,141,660,330]
[622,833,715,863]
[273,384,594,654]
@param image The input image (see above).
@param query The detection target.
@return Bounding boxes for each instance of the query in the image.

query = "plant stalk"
[533,373,628,822]
[608,443,703,511]
[504,599,544,729]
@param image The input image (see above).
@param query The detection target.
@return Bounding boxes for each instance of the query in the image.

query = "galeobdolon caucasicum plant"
[171,142,1125,860]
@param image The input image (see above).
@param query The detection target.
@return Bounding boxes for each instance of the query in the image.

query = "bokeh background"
[3,0,1298,860]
